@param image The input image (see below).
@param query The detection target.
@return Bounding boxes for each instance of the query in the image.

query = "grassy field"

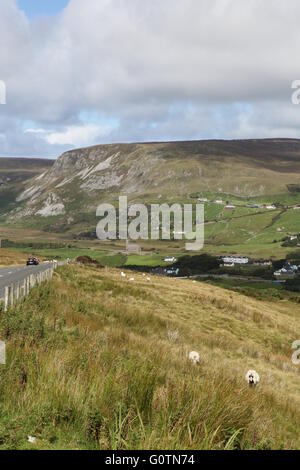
[0,264,300,449]
[203,278,300,302]
[0,249,29,267]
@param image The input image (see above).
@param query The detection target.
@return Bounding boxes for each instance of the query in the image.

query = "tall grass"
[0,265,299,449]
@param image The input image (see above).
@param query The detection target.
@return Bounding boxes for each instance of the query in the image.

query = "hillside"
[0,158,54,217]
[0,263,300,449]
[3,140,300,256]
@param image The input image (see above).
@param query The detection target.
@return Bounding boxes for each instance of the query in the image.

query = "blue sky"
[17,0,69,18]
[0,1,300,158]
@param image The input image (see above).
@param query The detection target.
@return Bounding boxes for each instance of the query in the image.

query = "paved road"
[0,262,55,300]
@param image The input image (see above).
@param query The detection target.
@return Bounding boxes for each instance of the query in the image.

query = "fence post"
[15,282,20,302]
[10,284,14,306]
[4,286,9,311]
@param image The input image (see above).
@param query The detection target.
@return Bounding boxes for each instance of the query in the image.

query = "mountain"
[0,157,54,216]
[3,139,300,254]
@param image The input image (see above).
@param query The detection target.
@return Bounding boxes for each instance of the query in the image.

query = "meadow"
[0,264,299,449]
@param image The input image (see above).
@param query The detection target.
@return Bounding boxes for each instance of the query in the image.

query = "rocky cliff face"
[8,139,300,234]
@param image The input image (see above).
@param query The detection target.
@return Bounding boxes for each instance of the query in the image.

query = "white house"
[164,257,177,263]
[274,263,298,279]
[222,256,249,265]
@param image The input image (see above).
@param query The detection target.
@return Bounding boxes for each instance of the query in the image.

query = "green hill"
[3,140,300,257]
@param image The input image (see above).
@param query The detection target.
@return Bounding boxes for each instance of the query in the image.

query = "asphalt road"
[0,262,55,300]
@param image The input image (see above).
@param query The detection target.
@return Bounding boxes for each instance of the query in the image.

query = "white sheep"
[129,277,135,282]
[146,277,151,282]
[28,436,37,444]
[245,370,260,387]
[189,351,200,365]
[121,272,126,278]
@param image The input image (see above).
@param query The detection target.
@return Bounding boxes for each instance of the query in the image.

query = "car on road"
[26,257,40,266]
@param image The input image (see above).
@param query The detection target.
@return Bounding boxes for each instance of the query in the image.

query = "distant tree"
[285,276,300,292]
[174,254,220,275]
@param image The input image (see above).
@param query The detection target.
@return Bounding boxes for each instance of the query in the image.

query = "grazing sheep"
[121,272,126,278]
[129,277,135,282]
[142,273,146,277]
[245,370,260,387]
[28,436,37,444]
[189,351,200,365]
[147,277,151,282]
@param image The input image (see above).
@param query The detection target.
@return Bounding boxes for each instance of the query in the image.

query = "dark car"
[26,257,40,266]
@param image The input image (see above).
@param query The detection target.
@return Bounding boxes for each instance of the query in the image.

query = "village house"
[126,240,142,254]
[274,263,298,280]
[198,198,208,203]
[164,257,177,263]
[253,259,272,266]
[222,256,249,266]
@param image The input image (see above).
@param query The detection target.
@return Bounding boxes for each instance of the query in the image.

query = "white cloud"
[1,0,300,156]
[45,123,116,146]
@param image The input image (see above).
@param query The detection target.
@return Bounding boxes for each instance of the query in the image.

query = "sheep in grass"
[121,272,126,278]
[245,370,260,387]
[28,436,37,444]
[147,277,151,282]
[129,277,135,282]
[189,351,200,365]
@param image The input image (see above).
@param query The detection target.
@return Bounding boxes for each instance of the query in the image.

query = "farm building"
[126,240,142,254]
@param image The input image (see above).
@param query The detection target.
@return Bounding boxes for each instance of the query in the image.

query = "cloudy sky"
[0,0,300,158]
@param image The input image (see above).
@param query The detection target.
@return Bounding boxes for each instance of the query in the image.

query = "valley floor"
[0,264,299,449]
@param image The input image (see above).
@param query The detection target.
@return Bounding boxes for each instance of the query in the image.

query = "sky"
[17,0,69,18]
[1,0,300,158]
